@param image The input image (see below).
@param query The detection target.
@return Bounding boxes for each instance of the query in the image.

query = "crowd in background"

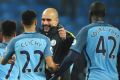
[0,0,120,35]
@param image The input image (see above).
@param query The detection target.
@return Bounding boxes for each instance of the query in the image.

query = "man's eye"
[42,19,51,21]
[42,19,45,21]
[46,19,51,21]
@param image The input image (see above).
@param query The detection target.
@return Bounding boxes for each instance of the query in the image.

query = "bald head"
[41,8,59,27]
[42,8,58,19]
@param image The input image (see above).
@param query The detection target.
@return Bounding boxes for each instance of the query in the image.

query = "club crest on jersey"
[72,39,76,45]
[51,39,56,46]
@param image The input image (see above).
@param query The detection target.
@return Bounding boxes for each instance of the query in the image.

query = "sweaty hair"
[89,1,105,17]
[1,20,16,37]
[22,10,37,26]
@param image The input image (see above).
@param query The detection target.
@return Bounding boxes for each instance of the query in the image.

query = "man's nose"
[44,20,49,25]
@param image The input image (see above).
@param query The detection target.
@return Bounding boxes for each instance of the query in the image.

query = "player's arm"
[50,27,88,80]
[1,39,15,65]
[49,50,80,80]
[1,51,14,65]
[45,37,59,71]
[45,56,58,71]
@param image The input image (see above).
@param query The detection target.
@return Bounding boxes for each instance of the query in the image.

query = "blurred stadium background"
[0,0,119,35]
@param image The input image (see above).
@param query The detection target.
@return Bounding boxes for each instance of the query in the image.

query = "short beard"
[42,24,51,32]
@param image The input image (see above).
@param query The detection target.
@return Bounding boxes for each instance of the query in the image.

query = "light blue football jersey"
[71,21,120,80]
[4,32,53,80]
[0,42,19,80]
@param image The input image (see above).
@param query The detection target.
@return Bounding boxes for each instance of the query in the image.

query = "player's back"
[85,21,120,80]
[0,43,19,80]
[9,32,52,80]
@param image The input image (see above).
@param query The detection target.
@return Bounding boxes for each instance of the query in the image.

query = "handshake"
[46,64,60,80]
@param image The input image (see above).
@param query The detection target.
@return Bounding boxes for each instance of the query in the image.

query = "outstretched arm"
[50,50,80,80]
[45,56,59,71]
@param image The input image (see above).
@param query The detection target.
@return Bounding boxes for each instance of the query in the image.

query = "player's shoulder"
[13,32,50,43]
[11,33,25,42]
[107,24,120,31]
[86,21,119,31]
[7,33,29,45]
[13,32,47,39]
[74,24,91,39]
[0,43,7,49]
[78,24,93,34]
[76,23,103,37]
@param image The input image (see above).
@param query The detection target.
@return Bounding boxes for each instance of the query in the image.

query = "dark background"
[0,0,119,35]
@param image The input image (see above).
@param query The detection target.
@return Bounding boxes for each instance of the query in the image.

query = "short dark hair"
[89,1,105,17]
[22,10,37,26]
[1,20,16,37]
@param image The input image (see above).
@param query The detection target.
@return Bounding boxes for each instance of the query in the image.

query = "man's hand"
[46,63,59,72]
[58,28,66,40]
[8,55,16,64]
[46,56,59,72]
[52,64,59,71]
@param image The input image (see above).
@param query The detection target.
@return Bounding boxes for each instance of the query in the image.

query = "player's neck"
[24,25,36,32]
[91,16,104,23]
